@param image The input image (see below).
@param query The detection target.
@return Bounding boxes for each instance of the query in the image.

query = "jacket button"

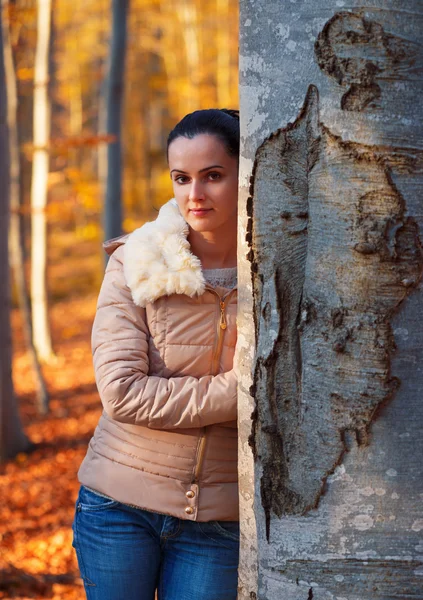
[184,507,194,515]
[186,490,195,499]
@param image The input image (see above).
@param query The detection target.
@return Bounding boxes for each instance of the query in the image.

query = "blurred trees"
[0,4,30,462]
[2,0,49,412]
[6,0,239,292]
[10,0,239,239]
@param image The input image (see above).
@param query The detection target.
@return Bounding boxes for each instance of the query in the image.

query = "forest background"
[1,1,239,598]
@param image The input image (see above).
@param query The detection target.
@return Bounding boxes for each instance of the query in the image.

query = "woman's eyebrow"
[170,165,224,175]
[199,165,224,173]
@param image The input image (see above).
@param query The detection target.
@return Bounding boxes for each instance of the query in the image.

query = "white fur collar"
[123,199,206,307]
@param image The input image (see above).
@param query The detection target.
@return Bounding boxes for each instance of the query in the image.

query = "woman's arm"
[92,246,237,430]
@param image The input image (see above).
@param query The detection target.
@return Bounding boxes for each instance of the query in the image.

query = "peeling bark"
[247,85,423,536]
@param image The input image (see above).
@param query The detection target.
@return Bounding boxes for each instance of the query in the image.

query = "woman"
[72,109,240,600]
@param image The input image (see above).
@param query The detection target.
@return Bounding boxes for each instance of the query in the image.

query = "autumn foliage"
[2,0,239,597]
[1,288,98,598]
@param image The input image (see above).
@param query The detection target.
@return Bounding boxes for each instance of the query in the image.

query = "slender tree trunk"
[67,37,83,171]
[216,0,231,108]
[177,0,200,111]
[104,0,129,244]
[0,5,30,462]
[98,71,108,203]
[96,5,109,199]
[238,1,423,598]
[160,0,183,119]
[2,0,49,415]
[31,0,53,363]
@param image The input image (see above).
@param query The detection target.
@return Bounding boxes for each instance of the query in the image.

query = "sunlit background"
[2,1,239,598]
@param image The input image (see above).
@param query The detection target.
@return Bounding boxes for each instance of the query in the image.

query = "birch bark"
[2,0,49,413]
[238,2,423,598]
[30,0,53,363]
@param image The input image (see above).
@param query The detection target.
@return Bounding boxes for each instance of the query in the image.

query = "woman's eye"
[207,172,221,181]
[174,175,189,184]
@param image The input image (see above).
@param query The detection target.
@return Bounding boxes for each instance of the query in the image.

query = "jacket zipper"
[192,287,237,484]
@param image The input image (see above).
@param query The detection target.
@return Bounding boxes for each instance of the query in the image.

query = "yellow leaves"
[16,66,34,81]
[123,216,143,232]
[22,135,116,159]
[75,222,101,241]
[153,167,174,199]
[149,72,168,90]
[52,134,117,151]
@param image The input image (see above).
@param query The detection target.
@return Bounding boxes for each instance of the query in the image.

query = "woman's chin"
[186,216,216,233]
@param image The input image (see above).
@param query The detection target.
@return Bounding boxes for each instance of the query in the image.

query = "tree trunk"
[160,0,184,120]
[66,36,83,171]
[0,4,30,462]
[216,0,231,108]
[238,2,423,598]
[2,0,49,415]
[104,0,129,244]
[98,62,108,203]
[97,6,109,196]
[31,0,54,363]
[177,0,200,112]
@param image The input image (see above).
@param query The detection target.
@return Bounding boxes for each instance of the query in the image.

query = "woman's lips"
[190,209,212,217]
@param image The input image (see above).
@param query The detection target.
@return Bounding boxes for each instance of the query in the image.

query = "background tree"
[216,0,231,108]
[237,1,423,598]
[30,0,54,363]
[0,4,30,463]
[104,0,129,243]
[2,0,49,415]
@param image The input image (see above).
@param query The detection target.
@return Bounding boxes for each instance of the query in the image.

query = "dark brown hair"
[167,109,240,160]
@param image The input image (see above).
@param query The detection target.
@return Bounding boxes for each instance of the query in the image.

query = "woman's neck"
[188,228,237,270]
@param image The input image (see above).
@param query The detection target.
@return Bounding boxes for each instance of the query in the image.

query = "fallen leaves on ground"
[1,294,100,599]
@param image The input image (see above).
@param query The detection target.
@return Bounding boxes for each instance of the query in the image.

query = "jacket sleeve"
[92,246,238,429]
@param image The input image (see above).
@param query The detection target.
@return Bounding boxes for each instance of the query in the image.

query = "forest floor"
[1,234,104,599]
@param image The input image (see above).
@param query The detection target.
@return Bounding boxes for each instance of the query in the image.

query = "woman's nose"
[189,180,205,202]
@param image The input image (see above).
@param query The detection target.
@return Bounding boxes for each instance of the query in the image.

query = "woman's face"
[168,134,238,235]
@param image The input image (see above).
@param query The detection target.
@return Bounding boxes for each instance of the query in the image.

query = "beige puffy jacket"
[78,200,239,521]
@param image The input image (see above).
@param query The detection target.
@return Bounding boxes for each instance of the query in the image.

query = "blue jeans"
[72,486,239,600]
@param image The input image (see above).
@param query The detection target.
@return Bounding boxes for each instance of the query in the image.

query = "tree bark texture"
[31,0,53,363]
[238,1,423,598]
[0,6,30,462]
[104,0,129,243]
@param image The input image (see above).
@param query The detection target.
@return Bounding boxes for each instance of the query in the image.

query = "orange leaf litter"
[1,295,99,599]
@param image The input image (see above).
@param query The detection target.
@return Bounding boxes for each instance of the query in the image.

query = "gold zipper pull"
[220,302,227,330]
